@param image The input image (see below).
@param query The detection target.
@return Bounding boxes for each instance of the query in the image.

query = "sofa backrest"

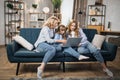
[20,28,41,45]
[19,28,97,44]
[83,29,97,42]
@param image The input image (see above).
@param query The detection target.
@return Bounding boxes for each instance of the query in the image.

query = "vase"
[107,28,111,31]
[54,8,60,13]
[91,22,96,25]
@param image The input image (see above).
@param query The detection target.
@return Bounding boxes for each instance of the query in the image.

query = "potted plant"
[7,3,13,9]
[32,4,38,12]
[32,4,37,9]
[51,0,62,13]
[91,18,97,25]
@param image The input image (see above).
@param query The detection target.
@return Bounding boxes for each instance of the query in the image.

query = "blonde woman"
[34,16,66,79]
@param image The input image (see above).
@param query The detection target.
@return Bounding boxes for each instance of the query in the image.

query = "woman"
[54,25,89,61]
[34,16,66,79]
[67,20,113,77]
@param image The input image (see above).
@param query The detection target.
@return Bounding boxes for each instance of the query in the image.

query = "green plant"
[51,0,62,9]
[7,3,13,9]
[91,18,96,22]
[32,4,37,9]
[95,7,100,12]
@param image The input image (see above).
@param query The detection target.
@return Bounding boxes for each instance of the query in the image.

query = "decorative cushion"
[13,35,34,50]
[92,34,106,49]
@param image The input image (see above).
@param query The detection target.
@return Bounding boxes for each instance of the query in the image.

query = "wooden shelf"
[100,31,120,36]
[88,25,104,34]
[4,0,25,44]
[9,20,23,23]
[5,12,17,14]
[87,4,106,33]
[88,25,103,26]
[88,15,105,16]
[28,12,61,28]
[5,1,24,4]
[88,5,106,7]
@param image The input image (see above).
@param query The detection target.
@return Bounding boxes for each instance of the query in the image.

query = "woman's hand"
[56,39,67,44]
[78,43,81,46]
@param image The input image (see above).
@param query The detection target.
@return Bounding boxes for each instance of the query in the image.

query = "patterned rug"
[11,77,120,80]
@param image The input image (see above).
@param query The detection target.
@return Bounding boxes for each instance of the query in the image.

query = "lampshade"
[43,7,50,13]
[78,10,83,14]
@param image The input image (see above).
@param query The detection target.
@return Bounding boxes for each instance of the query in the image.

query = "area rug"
[10,77,120,80]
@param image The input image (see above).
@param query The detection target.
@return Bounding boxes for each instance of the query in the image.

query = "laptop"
[63,37,82,47]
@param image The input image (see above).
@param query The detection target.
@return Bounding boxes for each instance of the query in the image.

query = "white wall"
[61,0,74,26]
[0,0,5,45]
[103,0,120,31]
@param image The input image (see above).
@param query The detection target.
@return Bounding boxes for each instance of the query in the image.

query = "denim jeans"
[53,43,62,51]
[77,41,104,63]
[63,47,80,59]
[35,42,56,64]
[53,43,80,59]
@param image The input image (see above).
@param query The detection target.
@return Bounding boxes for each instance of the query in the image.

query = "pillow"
[13,35,34,50]
[92,34,106,49]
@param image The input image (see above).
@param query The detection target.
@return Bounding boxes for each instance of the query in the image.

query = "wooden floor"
[0,46,120,79]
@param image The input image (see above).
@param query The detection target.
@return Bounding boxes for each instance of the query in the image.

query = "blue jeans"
[53,43,62,51]
[77,41,104,63]
[36,42,56,64]
[53,43,80,59]
[64,47,80,59]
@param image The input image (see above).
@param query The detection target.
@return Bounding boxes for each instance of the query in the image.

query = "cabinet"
[4,0,25,44]
[87,5,106,33]
[28,12,61,28]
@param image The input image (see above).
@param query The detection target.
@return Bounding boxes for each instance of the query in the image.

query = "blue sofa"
[6,28,118,75]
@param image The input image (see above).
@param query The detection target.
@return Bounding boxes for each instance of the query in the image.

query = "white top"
[68,28,88,45]
[79,28,88,45]
[34,26,55,47]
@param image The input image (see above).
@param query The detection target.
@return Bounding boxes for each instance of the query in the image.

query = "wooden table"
[100,31,120,46]
[100,31,120,36]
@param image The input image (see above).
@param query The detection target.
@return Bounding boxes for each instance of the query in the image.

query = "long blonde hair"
[67,20,79,37]
[43,16,59,28]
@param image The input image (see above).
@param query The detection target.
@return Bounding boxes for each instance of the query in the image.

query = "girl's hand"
[61,40,67,45]
[55,40,67,45]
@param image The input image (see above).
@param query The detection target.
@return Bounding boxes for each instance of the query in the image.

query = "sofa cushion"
[14,48,64,58]
[13,35,34,50]
[83,29,97,42]
[92,34,106,49]
[20,28,41,45]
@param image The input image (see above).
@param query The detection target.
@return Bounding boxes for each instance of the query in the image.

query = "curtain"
[72,0,87,28]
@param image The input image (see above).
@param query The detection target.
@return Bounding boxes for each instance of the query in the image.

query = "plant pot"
[107,28,111,31]
[91,22,96,25]
[54,8,60,13]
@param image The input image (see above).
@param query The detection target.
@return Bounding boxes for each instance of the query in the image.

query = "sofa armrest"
[12,40,21,53]
[6,41,21,62]
[102,41,118,60]
[6,42,15,62]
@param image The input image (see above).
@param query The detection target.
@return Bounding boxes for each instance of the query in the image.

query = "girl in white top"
[68,20,113,77]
